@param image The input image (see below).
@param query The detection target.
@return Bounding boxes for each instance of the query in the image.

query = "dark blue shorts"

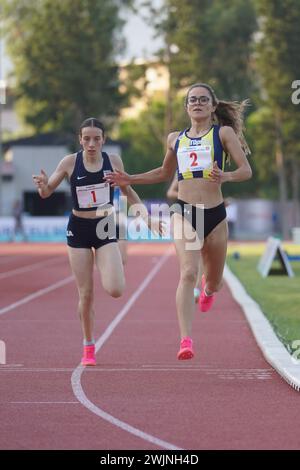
[66,213,117,249]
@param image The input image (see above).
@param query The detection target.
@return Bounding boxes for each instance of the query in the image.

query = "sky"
[0,1,164,80]
[121,1,163,61]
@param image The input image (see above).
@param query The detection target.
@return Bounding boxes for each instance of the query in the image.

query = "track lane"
[1,243,300,450]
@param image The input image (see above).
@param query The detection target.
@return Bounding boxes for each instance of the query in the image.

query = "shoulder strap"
[174,130,185,154]
[102,151,114,171]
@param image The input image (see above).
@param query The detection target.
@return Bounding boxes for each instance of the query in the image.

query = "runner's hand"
[208,161,227,184]
[104,169,132,187]
[32,169,48,190]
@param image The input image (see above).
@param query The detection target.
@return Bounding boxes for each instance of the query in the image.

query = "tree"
[118,93,192,199]
[143,0,258,101]
[129,0,258,200]
[246,107,279,199]
[118,99,169,199]
[2,0,133,139]
[254,0,300,237]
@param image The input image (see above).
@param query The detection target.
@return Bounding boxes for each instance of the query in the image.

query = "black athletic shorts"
[115,222,128,240]
[172,199,227,239]
[66,212,117,249]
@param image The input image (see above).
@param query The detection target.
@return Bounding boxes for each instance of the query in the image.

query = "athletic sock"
[83,339,95,346]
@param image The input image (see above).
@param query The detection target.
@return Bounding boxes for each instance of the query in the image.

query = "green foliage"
[119,99,170,199]
[2,0,300,207]
[2,0,132,138]
[144,0,258,101]
[255,0,300,108]
[118,89,198,198]
[244,107,279,198]
[227,254,300,354]
[254,0,300,196]
[118,0,259,199]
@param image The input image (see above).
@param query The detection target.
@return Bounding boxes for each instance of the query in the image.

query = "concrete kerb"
[224,265,300,392]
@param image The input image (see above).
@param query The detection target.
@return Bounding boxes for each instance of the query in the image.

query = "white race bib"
[76,182,110,209]
[177,144,212,174]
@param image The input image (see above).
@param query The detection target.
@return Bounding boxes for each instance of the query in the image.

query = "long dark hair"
[185,83,251,155]
[79,117,105,137]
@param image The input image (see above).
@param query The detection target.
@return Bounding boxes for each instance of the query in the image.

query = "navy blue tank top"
[70,150,114,211]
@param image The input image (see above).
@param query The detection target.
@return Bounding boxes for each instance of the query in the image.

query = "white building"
[0,133,122,216]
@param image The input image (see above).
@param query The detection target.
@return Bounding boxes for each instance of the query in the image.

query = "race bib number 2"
[76,182,110,209]
[177,145,212,174]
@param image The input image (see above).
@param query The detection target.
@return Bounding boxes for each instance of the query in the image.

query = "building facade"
[0,133,122,216]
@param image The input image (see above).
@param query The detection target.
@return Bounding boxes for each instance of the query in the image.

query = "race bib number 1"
[76,182,110,209]
[177,145,212,174]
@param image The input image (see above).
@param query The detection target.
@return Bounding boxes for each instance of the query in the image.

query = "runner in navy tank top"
[33,118,163,366]
[67,149,117,250]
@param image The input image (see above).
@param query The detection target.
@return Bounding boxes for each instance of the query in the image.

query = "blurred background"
[0,0,300,242]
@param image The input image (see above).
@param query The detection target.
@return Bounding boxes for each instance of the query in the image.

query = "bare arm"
[110,154,147,209]
[32,155,74,198]
[110,154,164,234]
[105,132,179,186]
[166,174,179,200]
[216,126,252,183]
[130,133,177,183]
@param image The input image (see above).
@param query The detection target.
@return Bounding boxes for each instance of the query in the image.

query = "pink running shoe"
[177,337,194,360]
[199,274,215,312]
[81,344,96,366]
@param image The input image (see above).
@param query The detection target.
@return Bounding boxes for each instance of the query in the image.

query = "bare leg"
[192,257,203,303]
[201,219,228,295]
[117,217,128,266]
[196,260,202,288]
[172,213,202,338]
[67,247,95,343]
[118,240,128,266]
[95,242,125,298]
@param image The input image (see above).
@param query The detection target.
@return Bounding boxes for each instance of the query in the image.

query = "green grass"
[227,252,300,356]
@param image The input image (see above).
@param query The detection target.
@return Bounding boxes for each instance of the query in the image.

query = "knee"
[109,288,123,298]
[180,267,198,285]
[105,280,125,298]
[108,287,124,298]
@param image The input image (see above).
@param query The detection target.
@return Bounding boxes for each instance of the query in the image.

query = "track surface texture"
[0,243,299,450]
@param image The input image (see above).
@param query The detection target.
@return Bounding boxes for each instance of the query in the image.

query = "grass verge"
[226,242,300,356]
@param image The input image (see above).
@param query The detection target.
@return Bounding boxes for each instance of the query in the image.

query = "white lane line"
[142,364,274,370]
[0,367,274,373]
[8,401,79,404]
[0,368,79,372]
[0,364,23,367]
[0,275,74,316]
[0,256,63,281]
[72,247,182,451]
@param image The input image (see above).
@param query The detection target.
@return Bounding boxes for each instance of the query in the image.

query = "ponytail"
[214,99,251,155]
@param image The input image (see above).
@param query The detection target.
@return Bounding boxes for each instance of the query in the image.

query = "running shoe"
[81,344,96,366]
[199,274,215,312]
[194,287,201,303]
[177,336,194,360]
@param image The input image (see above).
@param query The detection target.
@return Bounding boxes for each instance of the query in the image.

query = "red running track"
[0,242,299,450]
